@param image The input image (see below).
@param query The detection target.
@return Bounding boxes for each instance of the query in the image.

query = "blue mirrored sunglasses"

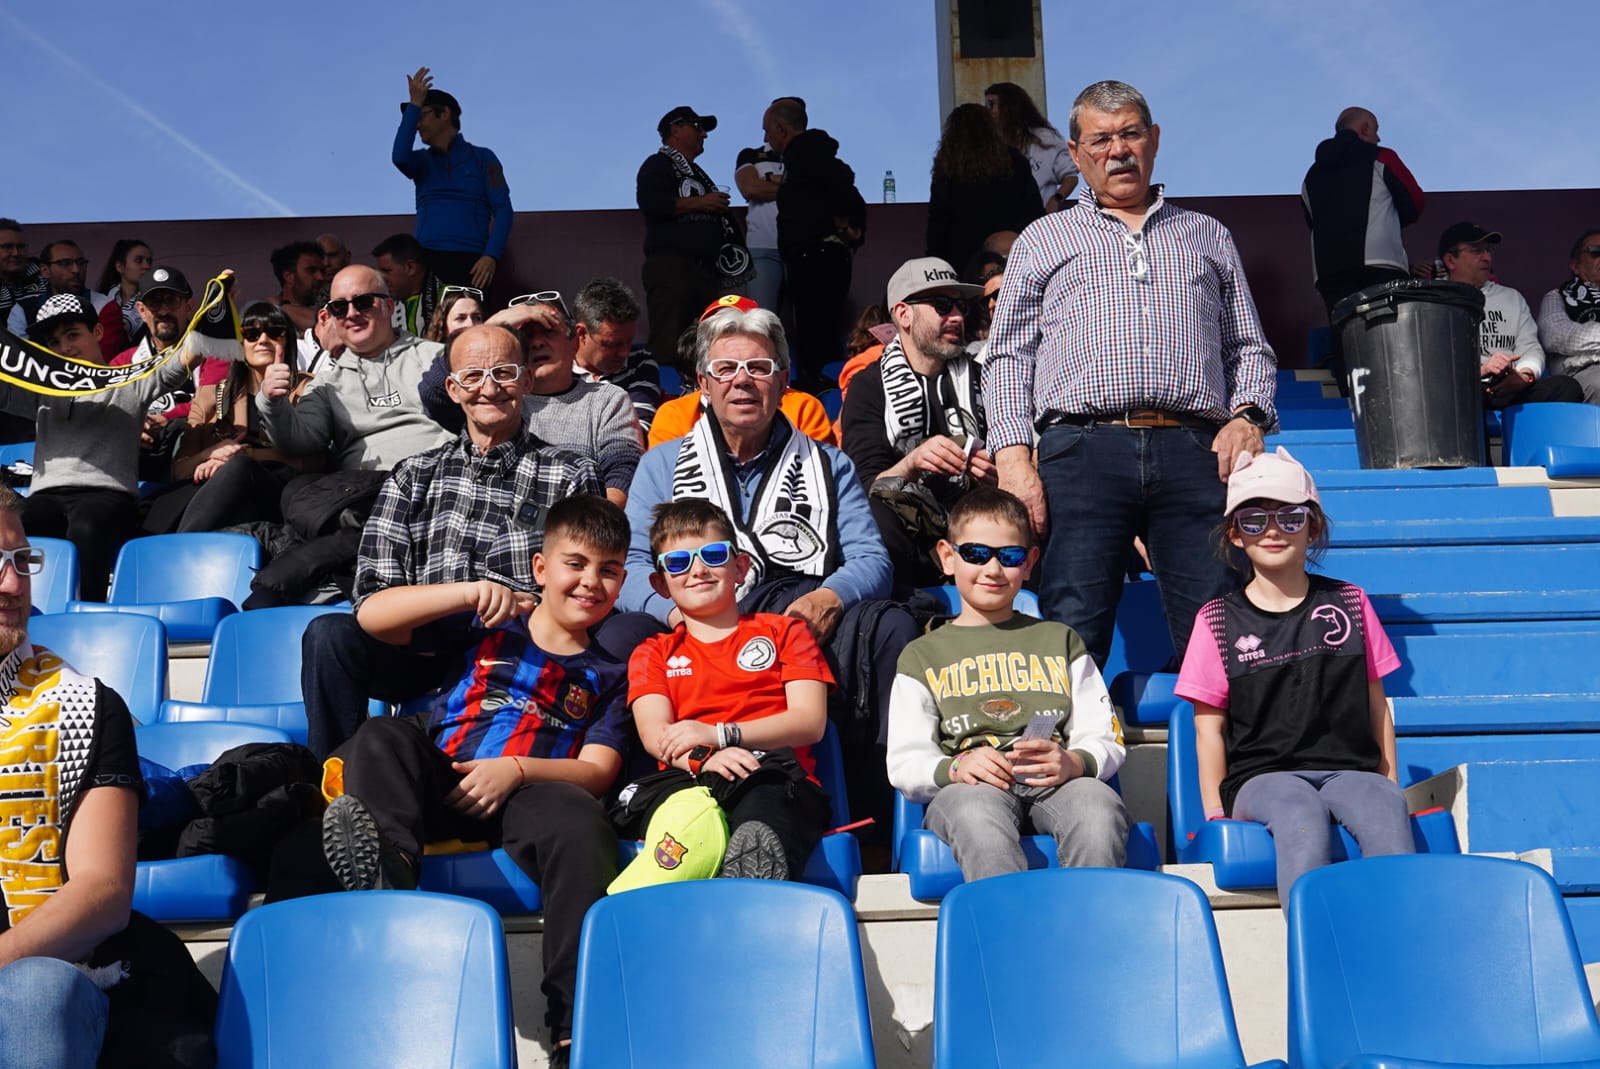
[955,543,1028,568]
[656,540,734,575]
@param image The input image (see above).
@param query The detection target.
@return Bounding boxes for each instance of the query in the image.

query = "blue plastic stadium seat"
[419,720,863,912]
[1288,855,1600,1068]
[894,789,1161,902]
[821,360,844,383]
[937,868,1286,1069]
[657,364,683,398]
[27,536,78,615]
[572,881,875,1069]
[27,612,167,725]
[918,585,1041,619]
[216,891,514,1069]
[1167,702,1458,892]
[818,387,843,420]
[68,532,259,642]
[1503,401,1600,477]
[157,604,351,744]
[1102,579,1174,698]
[134,722,294,921]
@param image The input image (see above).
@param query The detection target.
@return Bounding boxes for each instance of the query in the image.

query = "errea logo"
[1234,633,1265,663]
[666,654,694,678]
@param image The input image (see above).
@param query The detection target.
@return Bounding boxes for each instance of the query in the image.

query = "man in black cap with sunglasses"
[394,67,512,292]
[637,105,737,365]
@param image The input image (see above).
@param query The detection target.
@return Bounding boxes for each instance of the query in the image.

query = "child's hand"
[951,746,1013,789]
[445,757,522,817]
[701,747,760,781]
[1008,739,1080,788]
[463,580,536,629]
[657,720,718,763]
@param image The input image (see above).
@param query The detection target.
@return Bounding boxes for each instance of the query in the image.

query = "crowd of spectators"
[5,69,1600,1068]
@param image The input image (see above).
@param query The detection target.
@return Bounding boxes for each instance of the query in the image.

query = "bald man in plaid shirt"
[985,80,1277,667]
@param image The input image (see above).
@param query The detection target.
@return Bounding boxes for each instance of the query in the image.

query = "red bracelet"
[514,757,527,788]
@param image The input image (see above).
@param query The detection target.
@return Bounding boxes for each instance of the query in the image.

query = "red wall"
[39,186,1598,369]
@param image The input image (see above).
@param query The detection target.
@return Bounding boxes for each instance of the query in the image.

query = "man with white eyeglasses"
[986,79,1277,668]
[300,321,604,758]
[611,304,913,833]
[418,291,641,506]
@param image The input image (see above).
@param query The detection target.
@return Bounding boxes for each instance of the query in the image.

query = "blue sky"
[3,0,1595,225]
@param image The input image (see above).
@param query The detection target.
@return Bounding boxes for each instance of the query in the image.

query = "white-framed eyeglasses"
[438,285,484,302]
[705,357,779,381]
[0,546,46,577]
[448,362,525,390]
[1123,232,1148,282]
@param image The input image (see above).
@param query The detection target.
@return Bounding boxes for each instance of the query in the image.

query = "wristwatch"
[686,745,714,776]
[1231,405,1271,428]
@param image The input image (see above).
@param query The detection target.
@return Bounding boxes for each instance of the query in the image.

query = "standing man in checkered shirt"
[985,80,1277,667]
[300,322,604,758]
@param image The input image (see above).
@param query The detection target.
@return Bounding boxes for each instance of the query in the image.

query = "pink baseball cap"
[1225,447,1320,515]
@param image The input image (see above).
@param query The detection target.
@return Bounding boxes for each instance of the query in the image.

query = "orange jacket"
[646,389,838,449]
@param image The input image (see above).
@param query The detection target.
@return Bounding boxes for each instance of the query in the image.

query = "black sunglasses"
[324,293,386,318]
[1584,245,1600,258]
[242,325,290,343]
[954,543,1028,568]
[906,294,966,316]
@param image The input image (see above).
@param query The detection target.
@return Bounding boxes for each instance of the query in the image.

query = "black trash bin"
[1331,279,1486,469]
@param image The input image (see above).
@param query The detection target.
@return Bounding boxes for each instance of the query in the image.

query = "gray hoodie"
[258,334,452,471]
[0,342,194,497]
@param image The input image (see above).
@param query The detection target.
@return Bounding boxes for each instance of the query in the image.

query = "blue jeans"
[1035,423,1232,666]
[1234,769,1415,904]
[0,957,109,1069]
[746,247,784,315]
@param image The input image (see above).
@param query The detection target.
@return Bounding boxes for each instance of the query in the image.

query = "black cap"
[398,89,461,119]
[1438,222,1502,259]
[657,106,717,139]
[33,293,98,335]
[136,265,192,301]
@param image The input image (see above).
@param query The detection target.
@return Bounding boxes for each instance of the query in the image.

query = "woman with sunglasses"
[1174,448,1413,904]
[925,103,1041,282]
[144,302,319,533]
[423,285,486,343]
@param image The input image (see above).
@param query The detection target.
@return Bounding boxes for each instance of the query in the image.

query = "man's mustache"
[1106,155,1139,175]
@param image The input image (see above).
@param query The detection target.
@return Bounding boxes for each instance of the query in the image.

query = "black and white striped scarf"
[671,411,838,598]
[658,146,753,286]
[877,334,983,455]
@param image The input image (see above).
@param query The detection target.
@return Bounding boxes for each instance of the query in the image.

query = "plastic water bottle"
[883,170,896,204]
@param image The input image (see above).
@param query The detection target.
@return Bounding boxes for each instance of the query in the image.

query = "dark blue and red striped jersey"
[425,619,630,762]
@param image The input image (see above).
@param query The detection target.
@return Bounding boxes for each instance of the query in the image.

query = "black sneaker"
[322,794,416,891]
[719,820,788,880]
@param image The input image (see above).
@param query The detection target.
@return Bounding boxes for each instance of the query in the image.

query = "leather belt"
[1045,409,1220,430]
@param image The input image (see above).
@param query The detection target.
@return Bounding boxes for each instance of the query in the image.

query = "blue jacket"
[620,420,892,622]
[393,105,513,259]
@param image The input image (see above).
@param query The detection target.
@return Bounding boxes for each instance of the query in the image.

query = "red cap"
[699,295,760,321]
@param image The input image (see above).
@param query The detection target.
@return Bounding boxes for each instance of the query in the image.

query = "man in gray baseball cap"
[839,257,990,593]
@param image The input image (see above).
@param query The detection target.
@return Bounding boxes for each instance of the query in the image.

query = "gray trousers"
[925,778,1130,883]
[1564,361,1600,405]
[1233,769,1414,905]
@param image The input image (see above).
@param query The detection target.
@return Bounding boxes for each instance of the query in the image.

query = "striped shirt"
[354,430,603,608]
[573,346,663,434]
[985,188,1277,452]
[426,618,630,761]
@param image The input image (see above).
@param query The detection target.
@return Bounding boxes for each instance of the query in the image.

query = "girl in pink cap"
[1173,447,1413,904]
